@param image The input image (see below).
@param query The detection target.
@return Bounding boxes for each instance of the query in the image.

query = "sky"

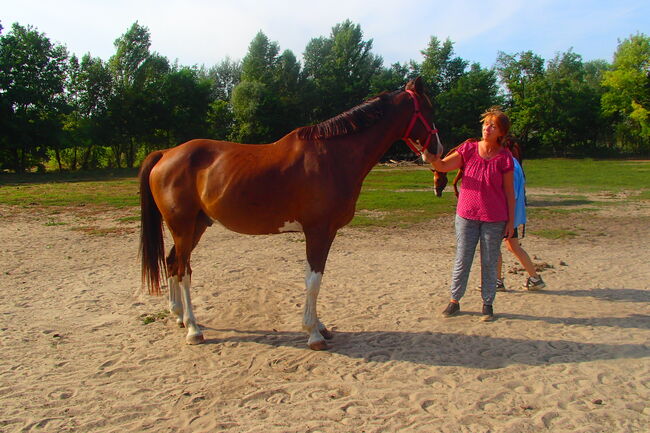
[3,0,649,69]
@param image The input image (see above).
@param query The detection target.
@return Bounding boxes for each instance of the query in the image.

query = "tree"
[420,37,468,100]
[496,51,546,154]
[201,58,241,140]
[496,51,545,103]
[231,31,281,143]
[206,57,241,101]
[231,31,304,142]
[302,20,383,121]
[369,62,415,95]
[601,33,650,153]
[537,50,603,156]
[107,22,169,167]
[157,66,212,146]
[60,53,113,170]
[437,64,503,147]
[0,23,68,172]
[497,50,608,156]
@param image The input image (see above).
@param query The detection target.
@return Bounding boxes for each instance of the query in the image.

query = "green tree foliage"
[303,20,382,121]
[60,53,113,170]
[537,51,604,156]
[0,23,68,172]
[601,33,650,153]
[231,31,303,142]
[108,22,160,167]
[496,51,546,151]
[157,66,212,146]
[202,57,241,140]
[496,50,608,156]
[437,64,503,147]
[420,37,468,100]
[206,57,241,101]
[0,19,648,172]
[370,62,418,95]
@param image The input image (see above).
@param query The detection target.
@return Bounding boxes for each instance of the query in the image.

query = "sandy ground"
[1,190,649,433]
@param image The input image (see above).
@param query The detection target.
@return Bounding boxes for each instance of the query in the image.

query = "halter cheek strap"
[402,90,443,157]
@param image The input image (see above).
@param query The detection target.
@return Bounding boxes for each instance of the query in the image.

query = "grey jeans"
[450,215,506,305]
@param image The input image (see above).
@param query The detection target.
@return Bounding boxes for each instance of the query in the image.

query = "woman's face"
[482,118,502,142]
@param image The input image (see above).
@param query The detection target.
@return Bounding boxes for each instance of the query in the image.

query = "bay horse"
[139,77,442,350]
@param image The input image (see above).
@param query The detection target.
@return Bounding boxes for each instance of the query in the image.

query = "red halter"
[402,89,442,157]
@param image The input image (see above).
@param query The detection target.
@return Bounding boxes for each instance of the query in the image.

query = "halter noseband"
[402,89,443,157]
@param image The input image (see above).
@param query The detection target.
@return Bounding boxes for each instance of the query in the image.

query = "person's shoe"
[524,275,546,291]
[441,302,460,318]
[480,304,494,322]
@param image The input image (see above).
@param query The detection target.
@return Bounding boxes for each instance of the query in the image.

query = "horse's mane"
[297,90,400,140]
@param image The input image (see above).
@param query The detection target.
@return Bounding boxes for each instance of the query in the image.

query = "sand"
[1,190,649,433]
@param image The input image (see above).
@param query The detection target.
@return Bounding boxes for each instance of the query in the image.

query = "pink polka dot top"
[456,140,514,222]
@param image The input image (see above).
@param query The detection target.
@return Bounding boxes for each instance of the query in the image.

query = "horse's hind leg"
[166,247,184,327]
[168,215,210,345]
[179,273,203,344]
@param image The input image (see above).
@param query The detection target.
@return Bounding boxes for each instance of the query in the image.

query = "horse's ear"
[406,76,425,94]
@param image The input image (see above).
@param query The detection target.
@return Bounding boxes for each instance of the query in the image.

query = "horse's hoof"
[177,319,185,328]
[319,327,334,340]
[308,340,328,351]
[186,334,205,345]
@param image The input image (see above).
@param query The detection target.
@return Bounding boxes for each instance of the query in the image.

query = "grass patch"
[523,158,650,192]
[351,167,455,226]
[0,169,139,207]
[140,310,169,325]
[1,159,648,228]
[44,220,67,227]
[117,215,140,223]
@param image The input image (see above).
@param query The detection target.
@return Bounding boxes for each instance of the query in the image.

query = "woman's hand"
[504,222,515,238]
[422,148,439,164]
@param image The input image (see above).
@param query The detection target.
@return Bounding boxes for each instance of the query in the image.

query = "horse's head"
[432,169,448,197]
[402,77,444,158]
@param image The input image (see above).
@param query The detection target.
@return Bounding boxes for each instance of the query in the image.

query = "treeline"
[0,20,648,172]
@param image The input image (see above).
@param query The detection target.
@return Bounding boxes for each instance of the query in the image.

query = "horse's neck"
[329,109,410,183]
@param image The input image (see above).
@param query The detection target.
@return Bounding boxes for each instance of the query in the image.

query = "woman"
[424,107,515,321]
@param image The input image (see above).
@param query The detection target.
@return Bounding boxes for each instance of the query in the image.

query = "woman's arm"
[503,170,515,238]
[423,148,463,172]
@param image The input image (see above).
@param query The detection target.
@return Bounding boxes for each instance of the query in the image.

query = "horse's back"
[147,136,325,234]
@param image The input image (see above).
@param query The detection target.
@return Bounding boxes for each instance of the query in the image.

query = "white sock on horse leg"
[180,274,203,344]
[303,269,324,345]
[168,275,183,326]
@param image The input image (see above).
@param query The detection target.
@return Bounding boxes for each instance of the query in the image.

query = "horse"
[139,77,443,350]
[432,138,522,198]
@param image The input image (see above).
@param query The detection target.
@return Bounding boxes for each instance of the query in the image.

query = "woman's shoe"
[480,304,494,322]
[441,302,460,317]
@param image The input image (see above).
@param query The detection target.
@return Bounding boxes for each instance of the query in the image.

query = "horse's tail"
[139,150,166,295]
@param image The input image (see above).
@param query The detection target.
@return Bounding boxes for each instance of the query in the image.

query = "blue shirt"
[513,158,526,227]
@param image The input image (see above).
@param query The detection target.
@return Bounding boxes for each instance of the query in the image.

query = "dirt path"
[1,196,649,432]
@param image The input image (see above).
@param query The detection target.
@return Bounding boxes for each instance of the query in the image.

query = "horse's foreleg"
[303,230,336,350]
[179,273,204,345]
[304,269,326,349]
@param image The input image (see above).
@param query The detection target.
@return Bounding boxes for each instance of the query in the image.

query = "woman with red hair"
[424,107,515,322]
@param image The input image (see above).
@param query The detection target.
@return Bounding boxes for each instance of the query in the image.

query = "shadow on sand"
[197,314,649,369]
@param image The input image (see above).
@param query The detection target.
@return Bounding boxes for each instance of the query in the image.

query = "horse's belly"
[206,201,304,235]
